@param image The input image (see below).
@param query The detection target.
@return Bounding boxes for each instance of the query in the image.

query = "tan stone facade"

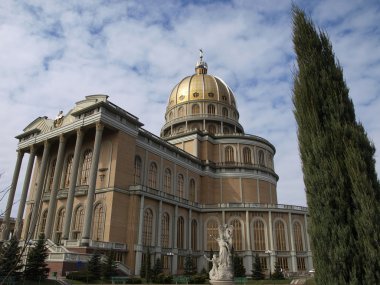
[2,59,312,277]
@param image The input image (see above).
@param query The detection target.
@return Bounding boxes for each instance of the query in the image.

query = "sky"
[0,0,379,216]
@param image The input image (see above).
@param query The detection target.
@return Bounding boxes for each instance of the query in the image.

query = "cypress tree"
[271,262,284,280]
[102,250,117,280]
[88,251,102,280]
[0,236,22,279]
[24,233,50,281]
[292,5,380,285]
[232,254,246,277]
[251,254,264,280]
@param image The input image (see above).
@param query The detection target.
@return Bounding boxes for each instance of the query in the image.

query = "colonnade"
[1,122,104,246]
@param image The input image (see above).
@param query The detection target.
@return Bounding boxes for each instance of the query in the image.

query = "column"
[268,211,274,272]
[28,140,51,240]
[15,146,36,238]
[62,128,84,241]
[188,209,192,251]
[245,211,251,250]
[288,212,297,272]
[81,123,104,245]
[173,205,178,274]
[157,200,163,247]
[1,150,24,240]
[45,135,67,239]
[304,214,313,270]
[135,195,145,275]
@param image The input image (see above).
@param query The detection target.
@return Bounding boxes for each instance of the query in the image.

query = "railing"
[46,239,69,253]
[128,185,308,212]
[90,240,127,250]
[116,261,131,275]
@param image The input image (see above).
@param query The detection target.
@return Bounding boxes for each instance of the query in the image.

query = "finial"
[195,49,208,74]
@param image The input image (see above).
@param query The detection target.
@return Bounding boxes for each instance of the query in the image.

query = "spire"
[195,48,208,74]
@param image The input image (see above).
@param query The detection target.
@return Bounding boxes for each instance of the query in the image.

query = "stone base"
[210,280,234,285]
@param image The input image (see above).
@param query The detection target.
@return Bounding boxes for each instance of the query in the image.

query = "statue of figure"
[205,224,234,282]
[204,254,219,280]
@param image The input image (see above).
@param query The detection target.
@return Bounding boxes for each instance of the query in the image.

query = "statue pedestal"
[210,280,234,285]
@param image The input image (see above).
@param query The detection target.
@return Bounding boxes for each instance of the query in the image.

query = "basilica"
[1,54,312,277]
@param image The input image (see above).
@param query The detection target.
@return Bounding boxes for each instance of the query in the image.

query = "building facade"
[1,55,312,277]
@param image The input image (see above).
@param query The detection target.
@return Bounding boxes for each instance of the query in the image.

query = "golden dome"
[161,51,244,138]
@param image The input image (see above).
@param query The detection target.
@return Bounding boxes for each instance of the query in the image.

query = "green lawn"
[17,280,61,285]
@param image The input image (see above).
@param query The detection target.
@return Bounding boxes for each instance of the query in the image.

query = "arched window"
[64,154,74,188]
[80,149,93,185]
[223,127,230,134]
[293,222,304,252]
[207,104,215,115]
[222,107,228,117]
[206,220,218,250]
[225,146,234,163]
[177,174,184,198]
[177,217,185,249]
[93,203,105,241]
[164,168,172,193]
[161,213,170,248]
[47,159,57,191]
[189,179,196,202]
[148,162,158,189]
[258,150,265,166]
[275,220,286,251]
[243,147,252,164]
[192,104,200,114]
[208,125,216,134]
[143,209,153,246]
[253,220,266,250]
[178,107,184,117]
[134,156,142,184]
[55,208,65,244]
[73,206,84,240]
[191,219,198,251]
[39,210,48,235]
[231,219,243,251]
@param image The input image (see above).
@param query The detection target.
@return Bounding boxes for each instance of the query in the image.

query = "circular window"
[179,95,185,101]
[208,92,214,98]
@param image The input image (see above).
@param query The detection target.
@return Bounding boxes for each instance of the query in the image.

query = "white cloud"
[0,0,379,215]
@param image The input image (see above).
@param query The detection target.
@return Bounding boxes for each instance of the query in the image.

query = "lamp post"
[265,250,273,279]
[167,252,174,275]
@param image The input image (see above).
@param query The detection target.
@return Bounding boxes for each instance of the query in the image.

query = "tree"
[292,5,380,285]
[152,257,163,281]
[24,233,50,281]
[184,255,196,276]
[271,262,284,280]
[0,235,22,279]
[140,249,152,281]
[88,251,102,280]
[251,254,264,280]
[102,250,117,280]
[233,254,246,277]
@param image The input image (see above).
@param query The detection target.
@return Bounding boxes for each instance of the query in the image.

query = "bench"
[112,276,130,284]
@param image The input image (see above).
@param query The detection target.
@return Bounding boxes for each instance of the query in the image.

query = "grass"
[18,280,61,285]
[304,278,316,285]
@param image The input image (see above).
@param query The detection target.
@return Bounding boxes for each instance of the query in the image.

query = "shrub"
[188,274,207,284]
[154,273,173,284]
[66,271,95,282]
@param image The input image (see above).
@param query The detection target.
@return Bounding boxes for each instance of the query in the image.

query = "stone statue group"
[204,224,234,281]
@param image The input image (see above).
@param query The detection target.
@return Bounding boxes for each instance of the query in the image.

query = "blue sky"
[1,0,379,216]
